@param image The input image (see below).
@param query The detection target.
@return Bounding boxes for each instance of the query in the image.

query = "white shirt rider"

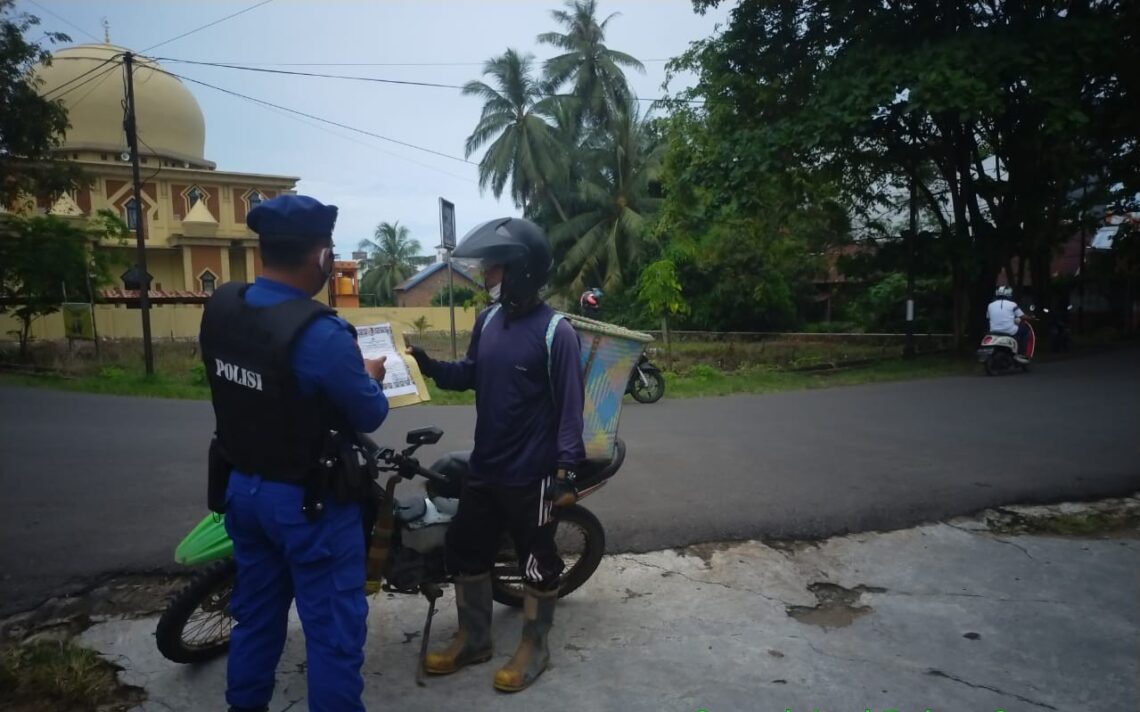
[987,298,1023,336]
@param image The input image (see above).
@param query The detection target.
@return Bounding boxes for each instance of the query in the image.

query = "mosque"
[26,42,360,307]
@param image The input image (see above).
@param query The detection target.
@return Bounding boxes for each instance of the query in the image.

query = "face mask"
[310,247,333,296]
[489,283,502,302]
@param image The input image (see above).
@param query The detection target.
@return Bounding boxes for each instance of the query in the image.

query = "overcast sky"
[21,0,730,257]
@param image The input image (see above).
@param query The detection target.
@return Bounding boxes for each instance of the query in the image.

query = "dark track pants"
[445,475,564,591]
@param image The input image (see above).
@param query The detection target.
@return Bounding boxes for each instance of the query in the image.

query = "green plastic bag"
[175,514,234,565]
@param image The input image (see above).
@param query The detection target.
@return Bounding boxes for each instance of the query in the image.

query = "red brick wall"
[190,246,223,289]
[232,188,279,225]
[397,269,480,307]
[105,179,126,199]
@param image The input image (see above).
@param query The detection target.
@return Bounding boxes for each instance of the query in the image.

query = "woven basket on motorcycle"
[561,313,653,462]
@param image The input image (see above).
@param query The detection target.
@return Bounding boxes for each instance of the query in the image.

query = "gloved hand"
[546,469,579,507]
[405,344,436,376]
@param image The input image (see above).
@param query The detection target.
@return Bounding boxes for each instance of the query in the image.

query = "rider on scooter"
[579,288,603,316]
[986,286,1031,362]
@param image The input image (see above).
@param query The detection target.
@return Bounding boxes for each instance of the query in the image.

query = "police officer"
[198,195,389,712]
[407,217,586,692]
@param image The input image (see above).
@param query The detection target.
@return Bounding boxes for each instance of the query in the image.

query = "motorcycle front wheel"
[155,559,236,664]
[491,504,606,607]
[630,369,665,404]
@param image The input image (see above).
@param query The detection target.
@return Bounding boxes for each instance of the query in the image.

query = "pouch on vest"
[207,437,231,514]
[331,433,370,505]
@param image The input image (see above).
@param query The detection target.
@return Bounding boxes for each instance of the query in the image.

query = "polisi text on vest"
[215,359,264,391]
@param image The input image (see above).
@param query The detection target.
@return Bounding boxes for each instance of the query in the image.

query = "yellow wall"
[1,306,478,343]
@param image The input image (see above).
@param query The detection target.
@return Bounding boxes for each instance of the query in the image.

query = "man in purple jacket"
[406,217,585,692]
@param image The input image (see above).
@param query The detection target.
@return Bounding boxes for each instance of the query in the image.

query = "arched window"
[199,269,218,295]
[123,198,139,229]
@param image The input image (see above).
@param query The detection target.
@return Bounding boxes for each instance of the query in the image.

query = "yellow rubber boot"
[423,573,493,675]
[493,586,557,692]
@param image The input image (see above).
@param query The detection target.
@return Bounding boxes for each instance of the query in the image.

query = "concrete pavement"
[81,497,1140,711]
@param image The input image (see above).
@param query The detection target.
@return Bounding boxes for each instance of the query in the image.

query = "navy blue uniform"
[423,303,585,587]
[220,277,388,712]
[429,303,586,483]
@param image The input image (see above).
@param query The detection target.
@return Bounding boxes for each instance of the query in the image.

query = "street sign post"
[439,198,458,358]
[439,198,456,250]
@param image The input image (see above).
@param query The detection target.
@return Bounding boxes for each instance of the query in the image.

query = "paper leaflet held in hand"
[356,322,430,408]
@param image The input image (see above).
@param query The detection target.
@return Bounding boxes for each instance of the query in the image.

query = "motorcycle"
[976,319,1036,376]
[155,426,624,682]
[626,349,665,404]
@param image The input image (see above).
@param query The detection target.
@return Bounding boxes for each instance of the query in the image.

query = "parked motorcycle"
[976,319,1036,375]
[626,350,665,404]
[155,427,624,681]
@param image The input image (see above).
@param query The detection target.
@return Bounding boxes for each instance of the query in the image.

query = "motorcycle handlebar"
[354,431,450,486]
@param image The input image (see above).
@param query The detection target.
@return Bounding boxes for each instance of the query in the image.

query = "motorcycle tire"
[491,504,606,608]
[630,370,665,404]
[155,559,237,664]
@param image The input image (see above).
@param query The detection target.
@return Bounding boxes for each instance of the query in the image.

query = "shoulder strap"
[545,313,566,386]
[545,313,567,405]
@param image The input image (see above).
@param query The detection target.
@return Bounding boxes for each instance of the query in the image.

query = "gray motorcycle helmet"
[453,217,552,310]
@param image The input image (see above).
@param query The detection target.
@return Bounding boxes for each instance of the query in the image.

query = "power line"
[25,0,102,43]
[143,58,674,67]
[141,0,276,53]
[247,98,478,185]
[153,66,475,165]
[46,60,121,102]
[64,62,119,107]
[155,57,467,91]
[152,56,705,104]
[41,55,121,99]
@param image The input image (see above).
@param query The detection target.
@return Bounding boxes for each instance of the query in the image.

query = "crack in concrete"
[281,697,304,712]
[882,589,1069,606]
[614,554,786,606]
[801,638,918,674]
[926,668,1058,710]
[944,522,1038,560]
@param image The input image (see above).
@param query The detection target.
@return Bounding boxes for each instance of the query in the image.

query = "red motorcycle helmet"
[579,288,603,314]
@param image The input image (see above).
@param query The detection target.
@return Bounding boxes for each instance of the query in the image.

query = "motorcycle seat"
[425,438,627,500]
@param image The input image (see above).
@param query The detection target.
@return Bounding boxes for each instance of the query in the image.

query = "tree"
[637,258,688,368]
[651,103,846,331]
[462,49,565,216]
[0,0,84,209]
[357,221,429,306]
[430,286,478,308]
[410,315,431,338]
[0,210,126,358]
[547,101,664,295]
[675,0,1137,345]
[538,0,645,129]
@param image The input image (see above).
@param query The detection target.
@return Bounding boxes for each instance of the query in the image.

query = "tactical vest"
[199,282,345,483]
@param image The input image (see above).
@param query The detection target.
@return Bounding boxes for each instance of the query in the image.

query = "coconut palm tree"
[462,49,566,216]
[358,221,429,306]
[548,102,663,295]
[538,0,645,129]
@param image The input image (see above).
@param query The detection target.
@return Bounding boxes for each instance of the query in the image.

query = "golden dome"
[33,44,213,168]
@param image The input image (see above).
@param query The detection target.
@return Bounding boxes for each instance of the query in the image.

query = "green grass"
[663,356,973,399]
[0,639,139,711]
[2,353,972,404]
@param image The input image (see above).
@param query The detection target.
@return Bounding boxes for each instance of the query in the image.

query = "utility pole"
[1078,184,1088,331]
[904,169,917,359]
[447,253,456,359]
[123,52,155,375]
[439,198,458,359]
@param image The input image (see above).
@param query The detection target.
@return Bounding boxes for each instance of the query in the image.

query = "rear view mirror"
[406,427,443,446]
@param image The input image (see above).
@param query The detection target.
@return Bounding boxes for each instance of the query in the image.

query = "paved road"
[2,347,1138,616]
